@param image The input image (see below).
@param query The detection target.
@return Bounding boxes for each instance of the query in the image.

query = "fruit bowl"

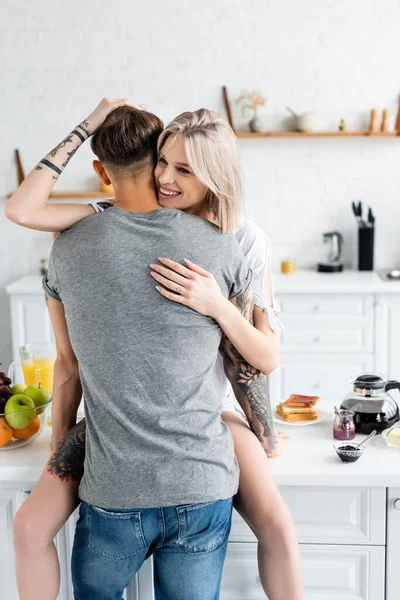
[0,397,52,450]
[0,393,52,451]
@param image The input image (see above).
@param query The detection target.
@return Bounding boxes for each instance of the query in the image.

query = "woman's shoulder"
[234,217,271,266]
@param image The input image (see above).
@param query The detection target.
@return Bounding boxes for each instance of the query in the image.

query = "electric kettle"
[317,231,344,273]
[340,374,400,434]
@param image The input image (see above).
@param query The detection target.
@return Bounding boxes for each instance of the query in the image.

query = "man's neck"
[112,177,160,213]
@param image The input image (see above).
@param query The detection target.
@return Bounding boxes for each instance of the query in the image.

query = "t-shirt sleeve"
[228,236,253,299]
[87,199,114,214]
[42,251,61,301]
[235,220,283,332]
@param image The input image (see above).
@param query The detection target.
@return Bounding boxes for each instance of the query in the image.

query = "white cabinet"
[0,489,19,600]
[375,296,400,379]
[221,543,385,600]
[231,487,386,546]
[386,488,400,600]
[229,487,386,599]
[270,293,377,402]
[270,353,375,402]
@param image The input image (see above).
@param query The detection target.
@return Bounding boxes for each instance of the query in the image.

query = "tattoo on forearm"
[50,135,74,158]
[48,418,87,482]
[61,148,78,168]
[77,121,90,137]
[233,289,254,324]
[220,339,277,452]
[219,285,277,452]
[38,158,62,176]
[71,129,85,143]
[35,164,43,170]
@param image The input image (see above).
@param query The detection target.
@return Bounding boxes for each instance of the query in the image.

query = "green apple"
[4,394,36,429]
[10,383,26,395]
[23,384,51,415]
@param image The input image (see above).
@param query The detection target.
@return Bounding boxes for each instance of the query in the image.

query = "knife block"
[358,226,375,271]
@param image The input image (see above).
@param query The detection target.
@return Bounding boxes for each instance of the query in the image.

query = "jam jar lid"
[353,373,385,391]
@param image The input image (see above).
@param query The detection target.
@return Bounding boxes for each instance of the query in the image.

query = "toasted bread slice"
[277,403,317,415]
[285,394,320,407]
[276,412,319,422]
[276,403,318,422]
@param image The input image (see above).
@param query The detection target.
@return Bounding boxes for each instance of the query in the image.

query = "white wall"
[2,0,400,364]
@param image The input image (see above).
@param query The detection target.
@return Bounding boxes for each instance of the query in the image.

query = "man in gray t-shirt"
[29,101,260,599]
[44,206,251,509]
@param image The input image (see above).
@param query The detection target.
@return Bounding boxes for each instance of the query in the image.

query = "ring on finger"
[176,286,182,294]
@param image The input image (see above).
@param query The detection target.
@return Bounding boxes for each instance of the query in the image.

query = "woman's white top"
[89,202,281,413]
[216,217,282,412]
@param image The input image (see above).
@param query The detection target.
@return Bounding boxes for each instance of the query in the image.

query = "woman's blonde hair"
[157,109,243,233]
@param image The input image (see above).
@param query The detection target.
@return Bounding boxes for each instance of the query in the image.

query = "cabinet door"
[269,353,375,403]
[386,487,400,600]
[220,543,385,600]
[375,296,400,380]
[230,487,386,546]
[0,490,19,600]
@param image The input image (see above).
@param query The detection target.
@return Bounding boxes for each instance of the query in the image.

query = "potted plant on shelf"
[236,90,266,133]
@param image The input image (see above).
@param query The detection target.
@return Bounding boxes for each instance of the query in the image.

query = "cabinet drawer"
[269,353,375,401]
[221,543,385,600]
[279,294,373,320]
[230,487,386,545]
[281,326,372,352]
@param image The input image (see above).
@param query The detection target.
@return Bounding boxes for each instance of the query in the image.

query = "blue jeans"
[72,497,233,600]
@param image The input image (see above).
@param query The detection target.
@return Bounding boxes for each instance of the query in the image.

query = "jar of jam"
[333,409,356,441]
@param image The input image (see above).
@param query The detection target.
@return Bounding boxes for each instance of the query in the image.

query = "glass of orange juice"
[8,342,56,392]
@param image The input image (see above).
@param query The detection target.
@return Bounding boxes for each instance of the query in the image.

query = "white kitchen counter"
[7,270,400,297]
[1,420,399,488]
[273,269,400,294]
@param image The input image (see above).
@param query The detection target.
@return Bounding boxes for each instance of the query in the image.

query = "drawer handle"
[313,382,321,389]
[313,335,321,343]
[394,499,400,511]
[314,304,321,312]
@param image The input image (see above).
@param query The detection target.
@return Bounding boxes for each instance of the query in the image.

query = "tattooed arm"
[46,296,82,451]
[5,97,136,232]
[219,287,279,455]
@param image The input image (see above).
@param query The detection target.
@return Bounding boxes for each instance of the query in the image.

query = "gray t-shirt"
[44,207,252,509]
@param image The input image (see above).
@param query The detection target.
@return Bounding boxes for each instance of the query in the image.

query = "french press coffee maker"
[340,374,400,434]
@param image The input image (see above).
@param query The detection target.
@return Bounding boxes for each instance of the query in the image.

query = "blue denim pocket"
[88,505,147,560]
[176,498,233,554]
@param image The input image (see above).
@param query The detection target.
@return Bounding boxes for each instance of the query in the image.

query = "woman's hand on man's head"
[85,97,140,137]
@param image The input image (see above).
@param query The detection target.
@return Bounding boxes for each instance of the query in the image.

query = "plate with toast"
[274,394,330,427]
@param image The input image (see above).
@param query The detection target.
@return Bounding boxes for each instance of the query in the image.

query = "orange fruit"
[0,417,13,447]
[12,416,41,440]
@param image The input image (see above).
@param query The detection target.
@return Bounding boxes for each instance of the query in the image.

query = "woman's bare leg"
[13,466,80,600]
[13,419,86,600]
[222,411,303,600]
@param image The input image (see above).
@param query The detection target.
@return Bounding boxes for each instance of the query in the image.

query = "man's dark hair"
[91,107,164,175]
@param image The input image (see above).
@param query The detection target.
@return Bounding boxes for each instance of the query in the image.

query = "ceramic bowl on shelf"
[381,422,400,448]
[333,441,365,463]
[0,397,51,451]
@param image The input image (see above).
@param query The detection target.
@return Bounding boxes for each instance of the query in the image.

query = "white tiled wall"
[2,0,400,363]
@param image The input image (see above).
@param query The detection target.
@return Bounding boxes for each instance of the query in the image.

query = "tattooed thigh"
[47,418,87,482]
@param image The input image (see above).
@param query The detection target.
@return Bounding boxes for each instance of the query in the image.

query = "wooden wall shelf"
[236,131,399,138]
[6,190,112,199]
